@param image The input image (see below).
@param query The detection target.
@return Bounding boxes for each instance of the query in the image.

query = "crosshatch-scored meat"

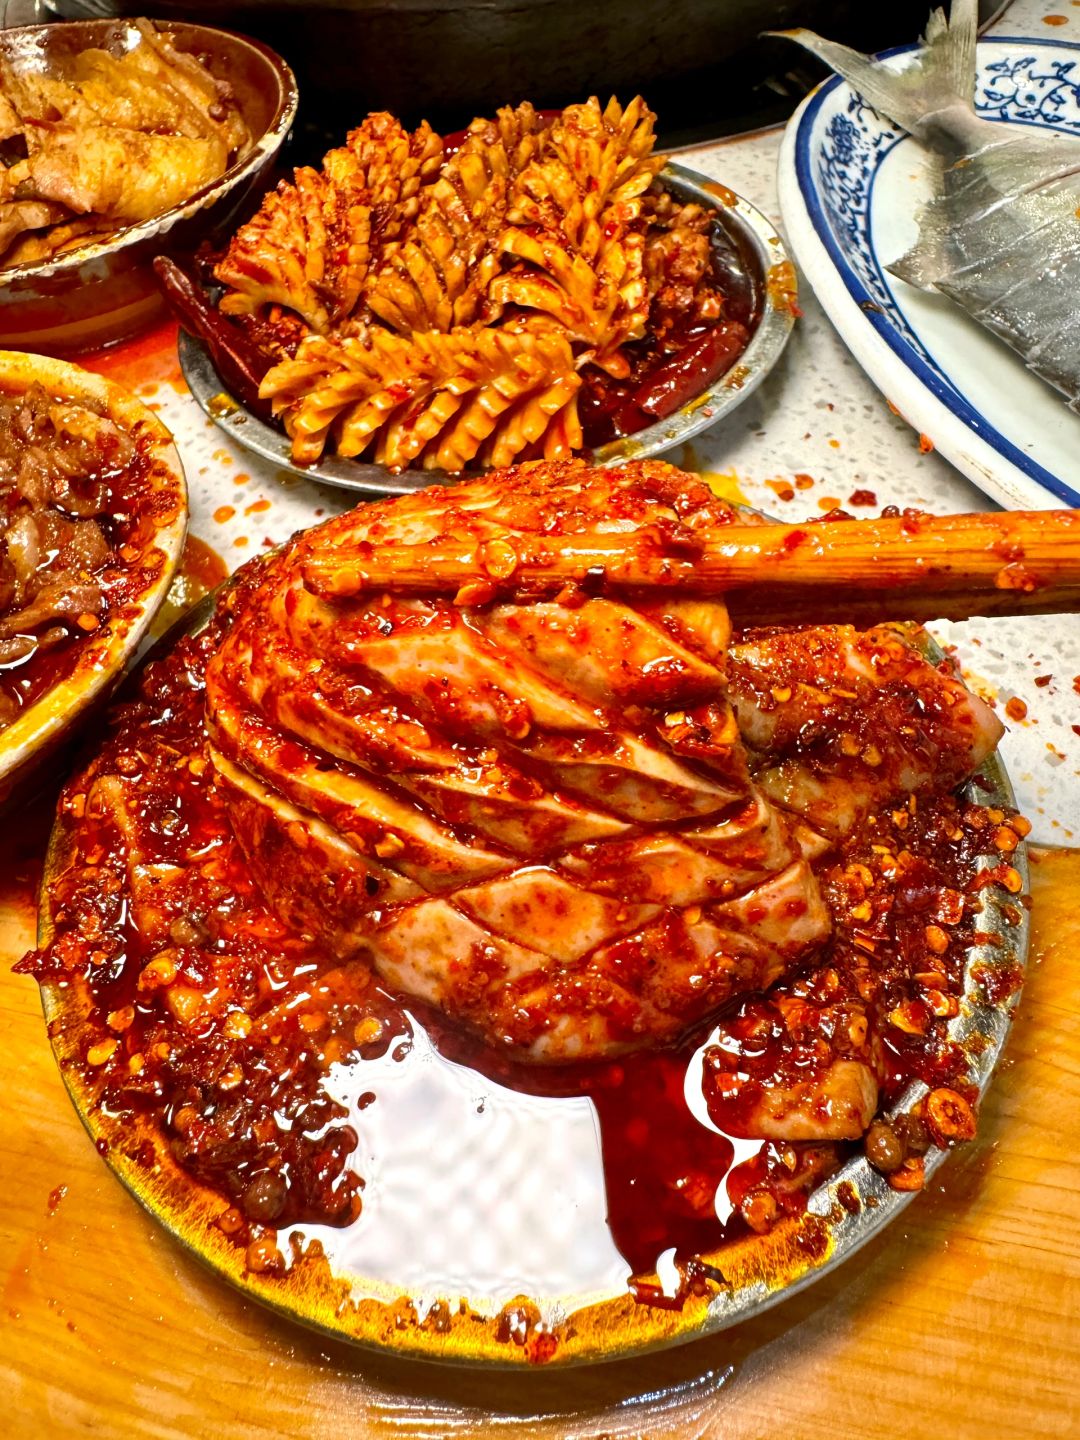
[204,459,1003,1070]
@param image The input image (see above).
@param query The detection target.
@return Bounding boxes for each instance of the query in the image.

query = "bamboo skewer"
[722,581,1080,627]
[304,509,1080,622]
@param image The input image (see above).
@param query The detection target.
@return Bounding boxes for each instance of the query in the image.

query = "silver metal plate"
[179,162,797,498]
[36,588,1029,1365]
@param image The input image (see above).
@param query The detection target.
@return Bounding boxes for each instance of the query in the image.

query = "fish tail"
[773,0,977,136]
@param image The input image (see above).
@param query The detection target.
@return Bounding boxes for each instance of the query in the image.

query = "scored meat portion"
[204,460,1002,1077]
[727,624,1003,841]
[206,461,828,1061]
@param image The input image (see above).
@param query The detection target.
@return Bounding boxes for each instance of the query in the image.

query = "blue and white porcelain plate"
[778,36,1080,511]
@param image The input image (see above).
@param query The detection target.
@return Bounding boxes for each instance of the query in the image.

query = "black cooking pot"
[45,0,1012,141]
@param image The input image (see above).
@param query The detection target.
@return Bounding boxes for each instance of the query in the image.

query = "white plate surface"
[778,35,1080,511]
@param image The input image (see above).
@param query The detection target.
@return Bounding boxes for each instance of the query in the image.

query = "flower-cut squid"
[214,96,736,471]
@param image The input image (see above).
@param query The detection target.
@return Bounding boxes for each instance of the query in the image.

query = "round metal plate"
[179,162,797,497]
[35,599,1028,1367]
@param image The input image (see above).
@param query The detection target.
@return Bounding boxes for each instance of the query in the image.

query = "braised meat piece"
[0,384,128,727]
[0,21,249,263]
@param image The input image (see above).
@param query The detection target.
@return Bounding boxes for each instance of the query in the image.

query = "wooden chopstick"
[303,509,1080,622]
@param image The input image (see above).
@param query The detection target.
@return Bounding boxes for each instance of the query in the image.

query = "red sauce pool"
[577,217,761,450]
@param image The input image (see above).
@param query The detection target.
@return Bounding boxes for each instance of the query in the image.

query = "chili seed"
[354,1017,383,1046]
[924,924,949,955]
[865,1120,904,1173]
[223,1010,252,1041]
[887,1158,926,1192]
[138,951,178,990]
[165,985,207,1026]
[741,1190,778,1234]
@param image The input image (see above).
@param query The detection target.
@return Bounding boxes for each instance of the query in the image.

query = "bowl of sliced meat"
[0,18,296,354]
[0,348,187,806]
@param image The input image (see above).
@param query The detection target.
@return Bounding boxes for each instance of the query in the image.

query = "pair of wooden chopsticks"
[303,509,1080,625]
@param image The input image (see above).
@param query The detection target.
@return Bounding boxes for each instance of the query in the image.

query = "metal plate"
[179,162,797,497]
[34,582,1030,1367]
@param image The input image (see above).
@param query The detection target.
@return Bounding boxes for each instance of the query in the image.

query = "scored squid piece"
[204,459,1012,1065]
[366,894,559,1016]
[456,867,660,963]
[749,1060,879,1142]
[273,689,632,853]
[707,1052,879,1143]
[310,604,612,736]
[208,678,516,893]
[217,754,422,947]
[516,729,740,824]
[556,807,799,907]
[268,589,745,823]
[398,767,630,854]
[586,858,833,1036]
[701,988,880,1142]
[227,630,633,855]
[726,625,1003,841]
[477,597,727,710]
[707,859,833,958]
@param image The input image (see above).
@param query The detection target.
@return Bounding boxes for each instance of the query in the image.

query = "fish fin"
[890,243,946,290]
[888,193,952,289]
[773,0,978,136]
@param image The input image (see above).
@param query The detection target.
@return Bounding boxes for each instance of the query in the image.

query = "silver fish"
[780,0,1080,411]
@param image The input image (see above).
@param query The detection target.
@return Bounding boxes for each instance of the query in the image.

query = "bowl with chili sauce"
[0,348,187,807]
[177,162,798,498]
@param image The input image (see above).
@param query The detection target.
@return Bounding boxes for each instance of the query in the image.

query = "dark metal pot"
[42,0,1013,140]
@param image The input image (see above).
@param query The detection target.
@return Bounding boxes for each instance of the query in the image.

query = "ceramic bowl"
[0,349,187,807]
[0,19,297,356]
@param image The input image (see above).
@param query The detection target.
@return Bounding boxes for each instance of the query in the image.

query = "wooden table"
[3,799,1078,1436]
[5,1,1080,1429]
